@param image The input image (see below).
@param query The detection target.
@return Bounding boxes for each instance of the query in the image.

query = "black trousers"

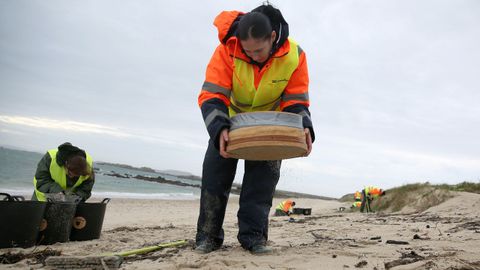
[195,139,281,249]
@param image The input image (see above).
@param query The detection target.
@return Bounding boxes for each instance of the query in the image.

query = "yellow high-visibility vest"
[364,186,382,199]
[33,149,93,201]
[229,38,300,116]
[352,201,362,208]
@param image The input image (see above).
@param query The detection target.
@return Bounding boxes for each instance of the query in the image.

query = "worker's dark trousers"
[360,189,367,212]
[196,139,281,250]
[360,189,372,213]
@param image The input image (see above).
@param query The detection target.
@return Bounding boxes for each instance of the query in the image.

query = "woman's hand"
[219,129,231,158]
[304,128,312,156]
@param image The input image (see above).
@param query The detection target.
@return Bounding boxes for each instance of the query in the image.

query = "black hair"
[56,142,86,166]
[237,12,272,41]
[66,155,89,176]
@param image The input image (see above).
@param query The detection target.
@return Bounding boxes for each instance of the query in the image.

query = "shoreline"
[96,162,335,200]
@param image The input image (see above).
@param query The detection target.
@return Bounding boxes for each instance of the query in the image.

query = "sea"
[0,147,201,200]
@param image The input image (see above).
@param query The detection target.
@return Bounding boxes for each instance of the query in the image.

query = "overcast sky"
[1,0,479,198]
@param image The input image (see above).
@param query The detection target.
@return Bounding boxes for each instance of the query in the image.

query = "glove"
[65,194,82,203]
[46,192,66,202]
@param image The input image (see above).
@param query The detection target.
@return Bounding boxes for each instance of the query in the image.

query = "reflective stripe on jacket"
[33,149,93,201]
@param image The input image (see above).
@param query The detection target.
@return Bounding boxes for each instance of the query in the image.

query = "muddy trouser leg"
[196,139,238,247]
[360,189,366,213]
[237,160,281,250]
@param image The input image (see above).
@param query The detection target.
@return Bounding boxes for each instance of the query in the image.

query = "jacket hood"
[56,142,86,166]
[214,5,289,52]
[214,10,245,44]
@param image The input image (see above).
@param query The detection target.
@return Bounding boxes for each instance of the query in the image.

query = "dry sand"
[1,192,480,269]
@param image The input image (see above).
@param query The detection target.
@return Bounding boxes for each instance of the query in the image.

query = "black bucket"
[293,207,312,215]
[292,208,303,214]
[70,198,110,241]
[0,193,46,248]
[37,201,77,245]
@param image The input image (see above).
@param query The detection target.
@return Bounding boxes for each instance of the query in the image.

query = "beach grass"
[340,181,480,213]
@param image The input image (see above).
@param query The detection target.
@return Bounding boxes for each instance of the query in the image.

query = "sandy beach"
[2,192,480,270]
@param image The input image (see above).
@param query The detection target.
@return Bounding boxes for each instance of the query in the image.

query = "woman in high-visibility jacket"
[196,3,314,255]
[32,142,94,202]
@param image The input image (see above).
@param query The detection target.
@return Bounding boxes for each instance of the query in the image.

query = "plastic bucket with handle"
[70,198,110,241]
[37,200,77,245]
[0,193,46,248]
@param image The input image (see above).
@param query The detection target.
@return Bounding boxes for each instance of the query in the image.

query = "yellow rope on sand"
[110,239,188,257]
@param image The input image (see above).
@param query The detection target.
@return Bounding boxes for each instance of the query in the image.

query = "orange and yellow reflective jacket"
[198,9,314,148]
[365,186,383,199]
[198,11,310,112]
[276,199,295,212]
[354,191,362,201]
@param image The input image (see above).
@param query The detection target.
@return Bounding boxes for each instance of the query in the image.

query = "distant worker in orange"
[352,201,362,209]
[351,190,362,209]
[274,199,296,216]
[360,186,386,213]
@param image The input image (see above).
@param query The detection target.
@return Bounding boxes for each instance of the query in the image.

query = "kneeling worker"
[351,190,362,209]
[274,199,296,216]
[32,142,95,202]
